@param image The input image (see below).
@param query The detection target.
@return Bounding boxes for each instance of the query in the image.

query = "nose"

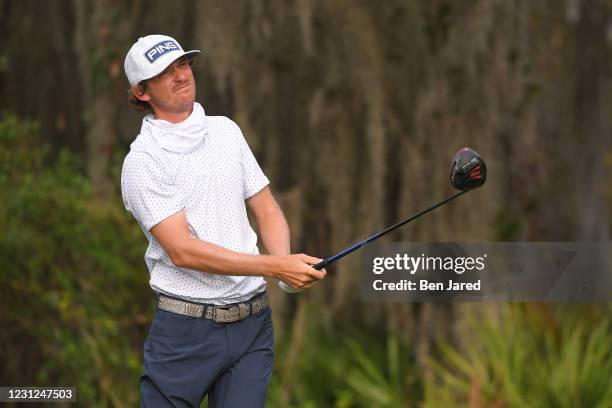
[174,65,189,81]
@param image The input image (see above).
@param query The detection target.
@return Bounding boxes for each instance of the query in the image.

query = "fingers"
[296,254,327,280]
[303,268,327,288]
[297,253,324,266]
[278,254,328,291]
[307,267,326,280]
[283,278,313,290]
[295,266,327,289]
[280,268,326,290]
[294,255,326,279]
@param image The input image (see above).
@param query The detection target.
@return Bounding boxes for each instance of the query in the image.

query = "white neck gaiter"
[141,102,208,153]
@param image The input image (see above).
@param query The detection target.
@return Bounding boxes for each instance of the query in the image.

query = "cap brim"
[140,49,201,82]
[183,50,200,58]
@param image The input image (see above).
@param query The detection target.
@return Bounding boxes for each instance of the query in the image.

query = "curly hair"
[127,82,152,113]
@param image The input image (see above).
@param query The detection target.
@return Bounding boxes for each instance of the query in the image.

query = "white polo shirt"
[121,105,269,305]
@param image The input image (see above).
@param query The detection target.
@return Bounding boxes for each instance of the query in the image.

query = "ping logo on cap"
[144,40,180,63]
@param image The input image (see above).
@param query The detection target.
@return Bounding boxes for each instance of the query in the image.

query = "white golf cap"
[124,34,200,86]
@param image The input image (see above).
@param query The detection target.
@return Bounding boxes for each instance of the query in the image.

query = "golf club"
[279,147,487,293]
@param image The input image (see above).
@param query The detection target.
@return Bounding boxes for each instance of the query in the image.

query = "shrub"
[0,113,150,407]
[426,305,612,407]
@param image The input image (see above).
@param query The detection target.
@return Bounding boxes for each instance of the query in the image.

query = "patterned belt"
[157,292,269,323]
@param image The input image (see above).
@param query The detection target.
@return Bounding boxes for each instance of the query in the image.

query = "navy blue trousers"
[140,299,274,408]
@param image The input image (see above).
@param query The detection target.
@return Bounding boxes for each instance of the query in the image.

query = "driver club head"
[450,147,487,191]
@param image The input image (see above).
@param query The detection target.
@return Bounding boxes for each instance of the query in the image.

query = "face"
[135,56,196,120]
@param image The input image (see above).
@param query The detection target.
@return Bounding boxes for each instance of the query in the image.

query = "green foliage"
[268,321,420,408]
[426,305,612,407]
[341,335,419,407]
[0,113,149,407]
[266,304,612,407]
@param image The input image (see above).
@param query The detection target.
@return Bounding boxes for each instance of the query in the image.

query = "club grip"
[278,258,329,293]
[312,259,330,270]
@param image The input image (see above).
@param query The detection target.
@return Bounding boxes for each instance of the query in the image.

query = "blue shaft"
[312,190,467,270]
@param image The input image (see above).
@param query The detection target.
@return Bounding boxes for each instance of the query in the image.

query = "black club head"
[450,147,487,191]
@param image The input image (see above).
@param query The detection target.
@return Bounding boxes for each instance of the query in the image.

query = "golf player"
[120,34,326,407]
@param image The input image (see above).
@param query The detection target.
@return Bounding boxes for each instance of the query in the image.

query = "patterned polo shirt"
[121,112,269,305]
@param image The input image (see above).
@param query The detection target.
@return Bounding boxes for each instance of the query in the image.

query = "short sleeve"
[120,152,183,231]
[236,127,270,199]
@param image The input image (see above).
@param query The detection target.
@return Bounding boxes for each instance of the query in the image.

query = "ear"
[132,84,151,102]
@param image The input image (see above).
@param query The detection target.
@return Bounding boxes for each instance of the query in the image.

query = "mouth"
[173,83,191,93]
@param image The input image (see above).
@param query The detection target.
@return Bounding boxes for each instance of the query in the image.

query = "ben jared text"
[370,253,486,293]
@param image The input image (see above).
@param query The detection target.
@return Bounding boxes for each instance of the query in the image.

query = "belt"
[157,292,269,323]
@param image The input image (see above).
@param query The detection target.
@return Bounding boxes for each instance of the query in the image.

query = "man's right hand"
[274,254,327,290]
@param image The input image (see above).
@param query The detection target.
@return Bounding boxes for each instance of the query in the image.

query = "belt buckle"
[213,305,238,323]
[211,304,250,323]
[239,303,249,320]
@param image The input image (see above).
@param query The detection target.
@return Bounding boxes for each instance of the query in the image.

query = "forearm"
[256,207,290,256]
[174,236,324,289]
[174,238,280,278]
[150,207,323,287]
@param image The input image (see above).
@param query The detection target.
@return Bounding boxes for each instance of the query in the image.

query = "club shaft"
[313,190,468,270]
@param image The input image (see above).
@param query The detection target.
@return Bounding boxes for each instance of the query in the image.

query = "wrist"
[259,255,282,279]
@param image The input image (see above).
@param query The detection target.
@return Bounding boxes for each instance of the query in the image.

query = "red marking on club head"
[469,165,481,180]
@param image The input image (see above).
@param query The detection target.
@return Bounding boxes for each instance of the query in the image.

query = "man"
[121,34,326,408]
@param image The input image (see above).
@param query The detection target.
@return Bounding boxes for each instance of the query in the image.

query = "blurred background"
[1,0,611,406]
